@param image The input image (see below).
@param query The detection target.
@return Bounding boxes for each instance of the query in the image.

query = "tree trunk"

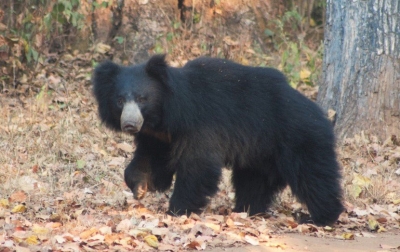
[318,0,400,141]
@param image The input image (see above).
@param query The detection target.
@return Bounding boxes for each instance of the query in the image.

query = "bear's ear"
[145,54,169,85]
[92,61,120,97]
[92,61,123,131]
[92,61,120,89]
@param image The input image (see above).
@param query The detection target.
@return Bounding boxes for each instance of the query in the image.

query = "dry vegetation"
[1,0,400,251]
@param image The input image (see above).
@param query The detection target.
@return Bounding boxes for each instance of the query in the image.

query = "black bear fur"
[92,55,344,226]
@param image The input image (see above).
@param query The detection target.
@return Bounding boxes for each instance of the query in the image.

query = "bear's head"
[92,55,170,135]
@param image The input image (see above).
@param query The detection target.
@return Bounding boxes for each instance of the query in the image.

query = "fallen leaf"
[32,164,39,173]
[144,235,158,248]
[76,159,86,169]
[367,215,379,231]
[0,198,10,208]
[352,173,371,186]
[244,235,259,245]
[84,188,93,194]
[223,36,239,46]
[351,185,363,198]
[353,208,369,216]
[376,217,387,224]
[151,227,169,236]
[95,43,111,54]
[108,157,126,168]
[268,242,287,249]
[25,235,39,245]
[88,234,105,242]
[10,191,27,202]
[377,226,387,233]
[226,218,234,227]
[54,235,66,243]
[117,142,134,153]
[297,224,317,233]
[116,219,132,232]
[11,204,27,213]
[287,219,298,228]
[45,222,62,229]
[79,227,98,240]
[204,222,220,232]
[323,226,335,232]
[186,240,206,250]
[119,236,136,247]
[128,229,147,238]
[32,225,50,235]
[300,69,311,81]
[49,214,61,222]
[392,199,400,205]
[99,226,112,235]
[340,233,355,240]
[104,233,124,245]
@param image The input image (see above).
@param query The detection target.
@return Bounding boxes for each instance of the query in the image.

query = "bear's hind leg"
[232,167,286,216]
[282,151,344,226]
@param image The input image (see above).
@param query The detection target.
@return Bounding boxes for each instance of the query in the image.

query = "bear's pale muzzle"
[121,101,143,134]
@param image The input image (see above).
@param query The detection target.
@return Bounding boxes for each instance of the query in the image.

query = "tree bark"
[318,0,400,141]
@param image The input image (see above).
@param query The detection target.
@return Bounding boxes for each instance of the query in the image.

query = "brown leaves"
[342,134,400,207]
[116,142,135,153]
[79,227,98,240]
[1,129,399,250]
[10,191,27,203]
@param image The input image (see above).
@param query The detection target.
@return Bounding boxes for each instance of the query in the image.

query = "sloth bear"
[93,55,343,226]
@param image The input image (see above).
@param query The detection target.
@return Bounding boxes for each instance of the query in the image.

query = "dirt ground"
[210,232,400,252]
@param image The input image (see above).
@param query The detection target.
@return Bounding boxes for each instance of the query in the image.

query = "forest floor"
[0,50,400,252]
[210,232,400,252]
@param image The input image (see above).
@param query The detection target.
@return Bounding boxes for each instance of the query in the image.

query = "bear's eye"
[136,96,147,103]
[117,97,124,107]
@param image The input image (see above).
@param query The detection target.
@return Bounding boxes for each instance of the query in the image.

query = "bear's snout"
[121,101,144,134]
[122,121,141,134]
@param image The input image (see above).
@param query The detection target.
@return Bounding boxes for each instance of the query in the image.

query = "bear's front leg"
[168,157,222,216]
[125,134,174,199]
[124,156,154,200]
